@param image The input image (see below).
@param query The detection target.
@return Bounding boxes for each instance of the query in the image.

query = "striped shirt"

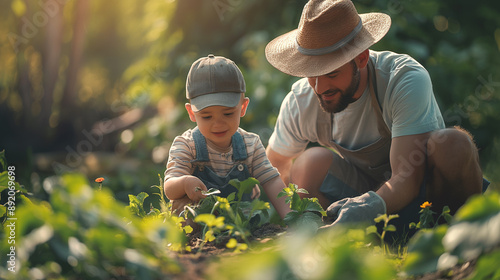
[164,127,279,186]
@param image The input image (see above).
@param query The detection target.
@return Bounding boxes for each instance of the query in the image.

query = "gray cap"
[186,54,246,112]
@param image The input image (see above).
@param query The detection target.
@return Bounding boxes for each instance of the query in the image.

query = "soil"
[411,261,476,280]
[171,223,287,280]
[169,223,477,280]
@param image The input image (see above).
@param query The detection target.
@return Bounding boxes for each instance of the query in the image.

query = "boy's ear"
[240,97,250,117]
[185,103,197,122]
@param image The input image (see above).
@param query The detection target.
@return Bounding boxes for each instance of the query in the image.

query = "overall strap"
[231,131,248,161]
[192,127,210,162]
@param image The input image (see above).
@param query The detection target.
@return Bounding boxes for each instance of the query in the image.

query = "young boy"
[164,54,290,219]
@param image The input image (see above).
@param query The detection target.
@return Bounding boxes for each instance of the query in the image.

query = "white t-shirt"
[269,50,445,157]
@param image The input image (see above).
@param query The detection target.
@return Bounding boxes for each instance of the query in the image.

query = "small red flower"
[95,177,105,183]
[420,201,432,209]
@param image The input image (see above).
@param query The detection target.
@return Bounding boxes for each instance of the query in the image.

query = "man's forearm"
[266,146,293,185]
[376,176,422,214]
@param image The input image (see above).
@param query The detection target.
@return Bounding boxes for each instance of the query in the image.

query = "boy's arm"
[164,134,208,202]
[164,175,208,202]
[262,176,291,219]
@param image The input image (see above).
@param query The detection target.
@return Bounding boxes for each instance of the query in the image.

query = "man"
[264,0,486,231]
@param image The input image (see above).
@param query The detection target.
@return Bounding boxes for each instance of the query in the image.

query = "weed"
[366,214,399,254]
[277,183,326,230]
[409,201,452,229]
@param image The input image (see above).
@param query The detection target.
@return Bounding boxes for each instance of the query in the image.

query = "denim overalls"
[191,128,253,201]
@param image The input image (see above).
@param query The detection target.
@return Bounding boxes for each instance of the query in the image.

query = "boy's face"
[185,96,249,148]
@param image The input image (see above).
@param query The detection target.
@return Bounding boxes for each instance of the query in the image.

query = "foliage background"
[0,0,499,201]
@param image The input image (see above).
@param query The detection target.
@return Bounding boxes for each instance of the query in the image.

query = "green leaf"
[128,194,146,217]
[303,198,326,216]
[0,204,6,218]
[454,192,500,222]
[238,178,260,200]
[0,150,6,171]
[277,190,287,198]
[227,192,236,202]
[374,214,387,224]
[403,226,448,275]
[383,225,396,232]
[251,199,270,212]
[296,188,309,194]
[473,250,500,280]
[294,211,323,229]
[283,210,300,225]
[443,214,453,224]
[443,211,500,261]
[290,192,302,211]
[136,192,149,204]
[0,171,9,189]
[387,214,399,221]
[366,225,379,236]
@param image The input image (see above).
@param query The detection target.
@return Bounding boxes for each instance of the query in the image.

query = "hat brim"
[190,92,242,112]
[265,13,391,77]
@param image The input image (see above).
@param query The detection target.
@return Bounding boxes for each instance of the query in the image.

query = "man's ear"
[240,97,250,117]
[185,103,197,122]
[355,49,370,69]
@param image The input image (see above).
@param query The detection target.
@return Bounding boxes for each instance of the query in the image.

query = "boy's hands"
[183,175,208,201]
[251,185,261,199]
[171,196,193,215]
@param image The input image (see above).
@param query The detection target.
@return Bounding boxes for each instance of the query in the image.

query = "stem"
[201,200,219,241]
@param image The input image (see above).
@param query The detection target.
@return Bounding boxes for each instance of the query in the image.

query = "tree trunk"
[40,0,65,129]
[60,0,90,121]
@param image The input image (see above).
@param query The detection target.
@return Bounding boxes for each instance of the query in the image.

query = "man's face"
[307,60,360,113]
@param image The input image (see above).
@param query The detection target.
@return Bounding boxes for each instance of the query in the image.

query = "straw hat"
[265,0,391,77]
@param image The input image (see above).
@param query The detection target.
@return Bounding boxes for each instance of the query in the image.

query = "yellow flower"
[420,201,432,209]
[204,230,215,242]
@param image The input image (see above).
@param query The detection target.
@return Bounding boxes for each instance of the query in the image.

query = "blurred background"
[1,0,499,202]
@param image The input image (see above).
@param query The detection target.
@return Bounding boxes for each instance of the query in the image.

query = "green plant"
[185,178,271,250]
[366,214,399,254]
[277,183,326,230]
[0,173,183,279]
[126,174,193,252]
[403,192,500,277]
[409,201,452,230]
[207,225,397,280]
[0,150,31,225]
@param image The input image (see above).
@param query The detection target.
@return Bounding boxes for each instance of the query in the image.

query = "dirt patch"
[171,223,287,280]
[411,261,476,280]
[169,223,478,280]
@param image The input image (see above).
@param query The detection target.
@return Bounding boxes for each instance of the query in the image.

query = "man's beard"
[316,62,361,113]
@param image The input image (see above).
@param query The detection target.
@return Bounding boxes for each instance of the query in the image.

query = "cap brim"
[190,92,242,112]
[265,13,391,77]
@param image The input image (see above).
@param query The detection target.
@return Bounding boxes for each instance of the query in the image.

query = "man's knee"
[290,147,333,189]
[428,127,478,162]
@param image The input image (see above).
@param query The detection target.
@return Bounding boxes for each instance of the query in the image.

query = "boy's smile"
[185,95,249,148]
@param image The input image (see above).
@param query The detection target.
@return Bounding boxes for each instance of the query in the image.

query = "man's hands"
[321,191,386,229]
